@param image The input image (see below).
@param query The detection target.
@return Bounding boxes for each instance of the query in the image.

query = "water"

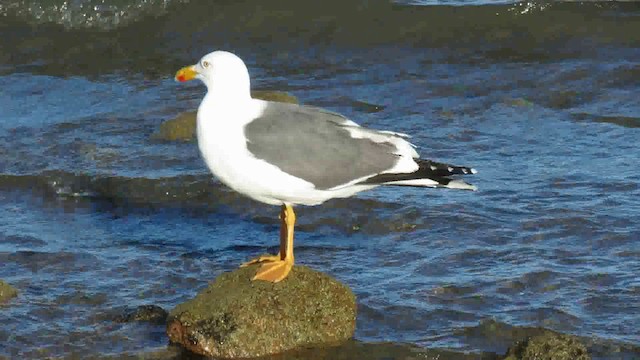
[1,0,639,359]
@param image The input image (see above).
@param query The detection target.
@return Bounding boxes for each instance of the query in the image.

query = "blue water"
[1,1,639,359]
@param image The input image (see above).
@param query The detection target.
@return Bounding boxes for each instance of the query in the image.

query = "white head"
[175,51,251,100]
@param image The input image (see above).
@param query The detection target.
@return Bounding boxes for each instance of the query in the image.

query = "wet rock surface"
[167,265,356,358]
[0,280,17,304]
[90,334,598,360]
[154,90,298,142]
[115,304,168,324]
[503,331,591,360]
[251,90,299,105]
[268,340,499,360]
[155,111,197,142]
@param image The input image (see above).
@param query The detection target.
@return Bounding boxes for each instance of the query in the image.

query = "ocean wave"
[2,0,637,32]
[0,171,212,204]
[2,0,638,77]
[0,171,439,235]
[0,0,189,29]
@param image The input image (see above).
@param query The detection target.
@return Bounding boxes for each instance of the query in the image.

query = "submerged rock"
[116,304,168,324]
[0,280,18,303]
[252,90,299,105]
[504,331,590,360]
[154,111,197,142]
[270,340,499,360]
[167,265,356,358]
[154,90,298,142]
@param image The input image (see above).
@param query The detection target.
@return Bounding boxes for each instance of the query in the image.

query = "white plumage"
[175,50,477,283]
[180,51,475,207]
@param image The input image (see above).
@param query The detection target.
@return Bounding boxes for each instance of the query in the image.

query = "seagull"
[175,51,476,283]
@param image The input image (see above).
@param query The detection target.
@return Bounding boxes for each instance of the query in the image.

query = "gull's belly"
[197,124,315,205]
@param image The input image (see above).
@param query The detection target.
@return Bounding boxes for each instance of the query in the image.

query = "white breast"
[196,97,318,205]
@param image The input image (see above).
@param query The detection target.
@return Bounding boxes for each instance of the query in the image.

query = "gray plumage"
[244,102,399,190]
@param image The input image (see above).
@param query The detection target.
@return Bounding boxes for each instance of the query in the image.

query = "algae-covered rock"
[167,265,356,358]
[0,280,17,303]
[116,304,168,324]
[271,340,498,360]
[252,90,299,105]
[503,331,590,360]
[155,91,298,142]
[155,111,197,142]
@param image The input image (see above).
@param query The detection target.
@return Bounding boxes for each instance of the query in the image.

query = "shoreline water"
[1,0,639,358]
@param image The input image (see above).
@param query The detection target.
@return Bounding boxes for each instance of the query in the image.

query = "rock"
[154,91,298,142]
[252,90,299,105]
[0,280,17,304]
[503,331,590,360]
[115,304,168,324]
[268,340,498,360]
[154,111,197,142]
[348,99,386,113]
[167,265,356,358]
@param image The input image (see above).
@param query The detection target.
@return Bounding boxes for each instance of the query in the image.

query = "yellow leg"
[250,204,295,283]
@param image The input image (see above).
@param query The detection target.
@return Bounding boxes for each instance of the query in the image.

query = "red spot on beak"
[175,65,197,83]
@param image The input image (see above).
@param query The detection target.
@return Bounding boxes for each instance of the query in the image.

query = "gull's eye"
[202,60,210,68]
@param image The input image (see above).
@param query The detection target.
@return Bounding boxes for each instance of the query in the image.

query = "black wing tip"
[359,158,477,189]
[416,159,476,177]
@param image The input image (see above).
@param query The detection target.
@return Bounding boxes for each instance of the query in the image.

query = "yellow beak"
[175,65,197,82]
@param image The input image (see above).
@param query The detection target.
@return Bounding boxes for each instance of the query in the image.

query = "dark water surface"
[1,0,639,359]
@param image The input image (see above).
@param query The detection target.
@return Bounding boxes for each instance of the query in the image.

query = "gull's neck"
[204,68,252,106]
[206,82,251,103]
[198,70,257,128]
[199,85,259,129]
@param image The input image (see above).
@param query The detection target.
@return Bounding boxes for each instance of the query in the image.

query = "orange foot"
[252,259,293,283]
[240,254,281,267]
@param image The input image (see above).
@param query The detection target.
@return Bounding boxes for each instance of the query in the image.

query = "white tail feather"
[383,178,477,191]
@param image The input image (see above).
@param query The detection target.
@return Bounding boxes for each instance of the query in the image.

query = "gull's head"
[175,51,251,99]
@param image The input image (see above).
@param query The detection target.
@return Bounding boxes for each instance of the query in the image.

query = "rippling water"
[1,0,639,359]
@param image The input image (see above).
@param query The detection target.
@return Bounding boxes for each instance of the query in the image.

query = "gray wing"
[244,102,399,190]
